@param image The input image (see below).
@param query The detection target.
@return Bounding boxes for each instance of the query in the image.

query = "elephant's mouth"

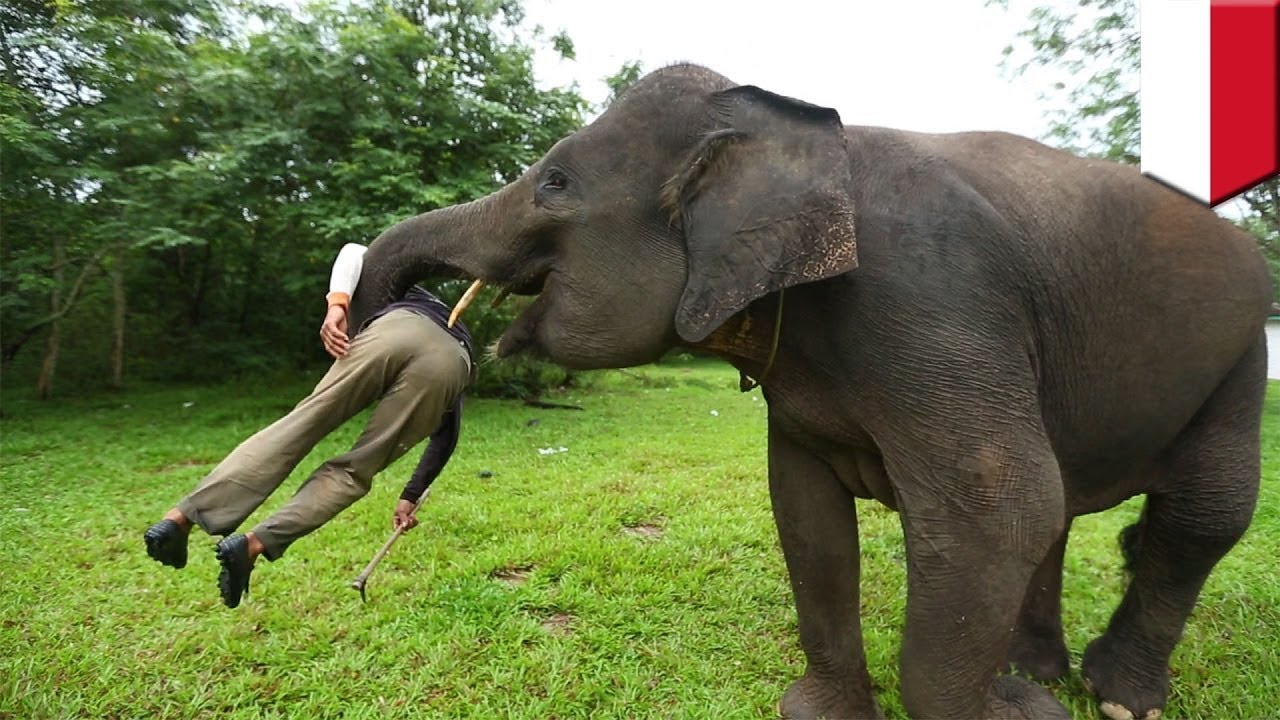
[447,269,554,359]
[447,267,548,324]
[495,284,554,358]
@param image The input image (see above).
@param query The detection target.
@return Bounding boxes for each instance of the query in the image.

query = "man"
[143,242,474,608]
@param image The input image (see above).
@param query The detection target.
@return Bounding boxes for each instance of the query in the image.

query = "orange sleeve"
[326,291,350,308]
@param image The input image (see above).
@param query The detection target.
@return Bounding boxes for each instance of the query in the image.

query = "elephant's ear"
[667,85,858,343]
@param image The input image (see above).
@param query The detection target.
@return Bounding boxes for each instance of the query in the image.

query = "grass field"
[2,358,1277,719]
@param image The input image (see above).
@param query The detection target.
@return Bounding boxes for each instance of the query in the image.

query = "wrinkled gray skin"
[349,65,1270,719]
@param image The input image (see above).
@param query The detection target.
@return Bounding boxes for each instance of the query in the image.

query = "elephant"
[347,64,1271,719]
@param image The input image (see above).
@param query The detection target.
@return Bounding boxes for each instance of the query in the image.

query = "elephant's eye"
[540,169,568,192]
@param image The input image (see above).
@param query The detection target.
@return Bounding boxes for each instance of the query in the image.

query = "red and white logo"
[1141,0,1279,206]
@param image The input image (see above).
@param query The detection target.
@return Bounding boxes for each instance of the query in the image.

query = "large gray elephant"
[348,64,1271,719]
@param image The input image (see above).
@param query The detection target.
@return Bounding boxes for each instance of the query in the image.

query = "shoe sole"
[144,524,187,569]
[215,538,251,609]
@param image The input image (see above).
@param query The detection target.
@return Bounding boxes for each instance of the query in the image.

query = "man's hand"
[393,498,420,532]
[320,304,350,359]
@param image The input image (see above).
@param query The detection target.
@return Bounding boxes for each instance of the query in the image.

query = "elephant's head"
[349,64,858,369]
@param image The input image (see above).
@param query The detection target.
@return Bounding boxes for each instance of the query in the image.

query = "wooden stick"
[350,486,431,602]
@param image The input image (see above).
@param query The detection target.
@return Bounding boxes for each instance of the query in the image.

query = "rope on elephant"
[740,289,784,393]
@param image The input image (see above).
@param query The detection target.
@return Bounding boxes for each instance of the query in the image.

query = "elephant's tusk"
[449,279,486,328]
[489,287,511,310]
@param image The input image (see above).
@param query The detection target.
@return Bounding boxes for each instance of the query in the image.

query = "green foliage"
[2,0,588,393]
[476,353,579,399]
[603,59,644,108]
[995,0,1139,163]
[2,362,1278,717]
[995,0,1280,298]
[1240,184,1280,302]
[0,0,226,394]
[550,30,575,60]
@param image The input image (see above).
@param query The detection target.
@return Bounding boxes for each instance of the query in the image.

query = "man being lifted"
[143,243,474,608]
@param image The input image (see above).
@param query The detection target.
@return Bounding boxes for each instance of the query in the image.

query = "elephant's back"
[845,126,1271,491]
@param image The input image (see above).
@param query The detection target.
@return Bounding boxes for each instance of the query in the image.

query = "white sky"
[521,0,1058,139]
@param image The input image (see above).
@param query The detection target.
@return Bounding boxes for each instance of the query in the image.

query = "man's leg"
[175,364,385,532]
[250,311,470,561]
[145,317,408,569]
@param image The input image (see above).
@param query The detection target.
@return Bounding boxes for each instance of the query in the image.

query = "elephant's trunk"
[348,186,513,333]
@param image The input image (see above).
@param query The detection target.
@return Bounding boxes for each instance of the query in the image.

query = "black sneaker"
[143,519,188,569]
[214,534,254,609]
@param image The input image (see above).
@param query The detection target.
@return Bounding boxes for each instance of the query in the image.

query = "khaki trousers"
[177,310,471,559]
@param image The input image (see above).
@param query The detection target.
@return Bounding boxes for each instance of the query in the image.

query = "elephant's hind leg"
[1082,334,1265,720]
[769,426,883,720]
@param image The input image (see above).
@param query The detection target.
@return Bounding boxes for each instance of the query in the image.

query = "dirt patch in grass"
[539,612,575,636]
[622,522,664,540]
[489,563,535,586]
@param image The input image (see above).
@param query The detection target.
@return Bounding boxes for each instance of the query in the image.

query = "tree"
[131,0,588,383]
[992,0,1280,297]
[2,0,589,395]
[603,60,644,108]
[1,0,226,395]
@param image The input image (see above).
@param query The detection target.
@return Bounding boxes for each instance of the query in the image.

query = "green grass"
[2,359,1277,719]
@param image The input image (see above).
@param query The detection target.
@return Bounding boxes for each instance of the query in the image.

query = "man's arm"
[320,243,368,358]
[393,399,463,531]
[402,400,461,502]
[326,242,368,308]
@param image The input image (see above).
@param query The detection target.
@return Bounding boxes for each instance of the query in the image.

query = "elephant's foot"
[987,675,1072,720]
[1005,631,1070,681]
[1081,635,1168,720]
[778,673,884,720]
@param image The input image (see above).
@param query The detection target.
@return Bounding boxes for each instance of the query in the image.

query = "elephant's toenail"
[1100,701,1136,720]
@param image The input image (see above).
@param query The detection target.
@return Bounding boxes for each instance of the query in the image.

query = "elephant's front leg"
[769,425,883,720]
[889,437,1072,720]
[1007,520,1072,681]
